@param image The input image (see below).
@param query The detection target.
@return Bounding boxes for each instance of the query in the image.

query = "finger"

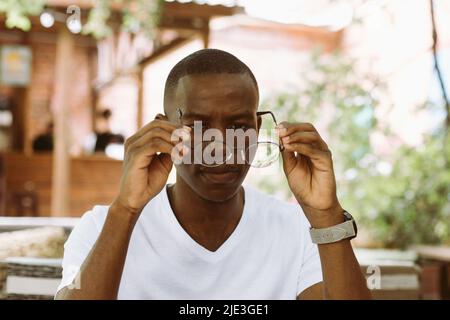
[133,128,190,147]
[128,137,190,171]
[130,127,189,150]
[283,142,330,160]
[281,131,328,150]
[276,122,317,138]
[154,113,168,121]
[156,152,174,175]
[134,138,175,157]
[126,119,189,147]
[280,146,297,174]
[131,139,186,171]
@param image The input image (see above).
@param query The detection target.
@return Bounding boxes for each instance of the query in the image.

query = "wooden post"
[88,47,98,133]
[202,18,210,49]
[50,28,74,216]
[10,87,26,152]
[22,86,33,156]
[136,67,144,129]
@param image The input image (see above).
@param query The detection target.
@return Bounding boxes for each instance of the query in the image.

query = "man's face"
[171,73,259,202]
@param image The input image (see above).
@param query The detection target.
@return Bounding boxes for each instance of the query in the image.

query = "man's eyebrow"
[182,112,210,119]
[227,112,255,120]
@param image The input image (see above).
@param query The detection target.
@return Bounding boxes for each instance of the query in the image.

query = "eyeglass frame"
[175,108,284,167]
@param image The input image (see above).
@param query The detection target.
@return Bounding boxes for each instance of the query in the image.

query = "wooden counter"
[0,152,122,217]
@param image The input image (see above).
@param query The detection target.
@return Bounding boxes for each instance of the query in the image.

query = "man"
[55,49,370,300]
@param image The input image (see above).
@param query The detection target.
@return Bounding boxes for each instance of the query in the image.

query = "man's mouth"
[200,168,240,184]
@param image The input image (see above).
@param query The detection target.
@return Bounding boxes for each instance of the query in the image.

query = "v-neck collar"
[160,184,253,263]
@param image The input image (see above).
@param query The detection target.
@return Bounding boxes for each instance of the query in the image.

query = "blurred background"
[0,0,449,300]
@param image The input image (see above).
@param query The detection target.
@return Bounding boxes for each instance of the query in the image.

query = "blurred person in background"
[32,122,53,152]
[83,108,125,159]
[94,109,125,153]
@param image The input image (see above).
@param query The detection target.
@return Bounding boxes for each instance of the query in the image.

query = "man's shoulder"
[245,185,305,223]
[75,205,110,234]
[77,190,165,232]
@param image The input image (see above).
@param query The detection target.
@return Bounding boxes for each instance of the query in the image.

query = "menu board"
[0,45,32,86]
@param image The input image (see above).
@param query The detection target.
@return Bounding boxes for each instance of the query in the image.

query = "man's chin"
[197,184,242,203]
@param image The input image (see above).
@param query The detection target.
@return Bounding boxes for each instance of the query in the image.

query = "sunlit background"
[0,0,449,300]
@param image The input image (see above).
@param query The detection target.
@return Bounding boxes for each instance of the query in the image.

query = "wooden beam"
[50,28,74,217]
[162,2,244,19]
[160,16,209,31]
[45,1,244,18]
[138,36,193,69]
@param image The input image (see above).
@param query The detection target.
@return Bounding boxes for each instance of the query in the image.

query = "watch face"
[343,210,358,238]
[343,210,353,220]
[344,211,358,239]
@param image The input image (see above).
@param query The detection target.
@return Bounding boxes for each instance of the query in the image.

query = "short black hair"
[163,49,258,112]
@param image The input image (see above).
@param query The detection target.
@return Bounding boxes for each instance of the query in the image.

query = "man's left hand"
[277,121,344,228]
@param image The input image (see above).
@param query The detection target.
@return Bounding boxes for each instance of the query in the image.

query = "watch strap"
[309,218,356,244]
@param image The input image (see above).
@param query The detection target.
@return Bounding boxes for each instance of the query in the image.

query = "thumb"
[281,148,296,176]
[158,152,173,175]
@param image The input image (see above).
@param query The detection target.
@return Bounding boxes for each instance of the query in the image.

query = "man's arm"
[297,210,370,300]
[55,203,136,300]
[55,117,189,300]
[298,282,324,300]
[297,219,370,300]
[297,240,370,299]
[316,240,370,299]
[302,210,370,299]
[277,121,371,299]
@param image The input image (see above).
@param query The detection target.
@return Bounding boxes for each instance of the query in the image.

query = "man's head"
[163,49,260,202]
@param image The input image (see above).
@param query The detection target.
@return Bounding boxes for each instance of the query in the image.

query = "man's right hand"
[112,115,191,217]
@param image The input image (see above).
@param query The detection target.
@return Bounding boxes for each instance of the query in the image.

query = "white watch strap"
[309,220,356,244]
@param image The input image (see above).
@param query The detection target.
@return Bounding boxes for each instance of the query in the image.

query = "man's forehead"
[166,73,258,120]
[175,73,257,101]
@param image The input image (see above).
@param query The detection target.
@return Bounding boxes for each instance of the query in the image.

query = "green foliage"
[362,135,450,248]
[83,0,163,39]
[0,0,44,31]
[82,0,112,38]
[120,0,163,37]
[258,51,450,248]
[0,0,163,38]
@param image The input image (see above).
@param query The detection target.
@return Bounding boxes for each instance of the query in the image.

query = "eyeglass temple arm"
[256,111,277,124]
[256,111,285,151]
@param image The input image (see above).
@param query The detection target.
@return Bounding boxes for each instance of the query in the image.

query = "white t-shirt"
[57,185,323,299]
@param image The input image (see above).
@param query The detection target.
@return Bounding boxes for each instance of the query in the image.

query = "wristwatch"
[309,210,357,245]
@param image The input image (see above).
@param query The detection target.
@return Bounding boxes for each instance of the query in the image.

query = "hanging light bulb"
[40,11,55,28]
[67,19,82,34]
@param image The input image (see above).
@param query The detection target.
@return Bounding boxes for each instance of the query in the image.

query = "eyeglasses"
[250,111,285,168]
[175,108,284,168]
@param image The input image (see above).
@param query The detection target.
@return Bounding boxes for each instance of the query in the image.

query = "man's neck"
[167,177,244,252]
